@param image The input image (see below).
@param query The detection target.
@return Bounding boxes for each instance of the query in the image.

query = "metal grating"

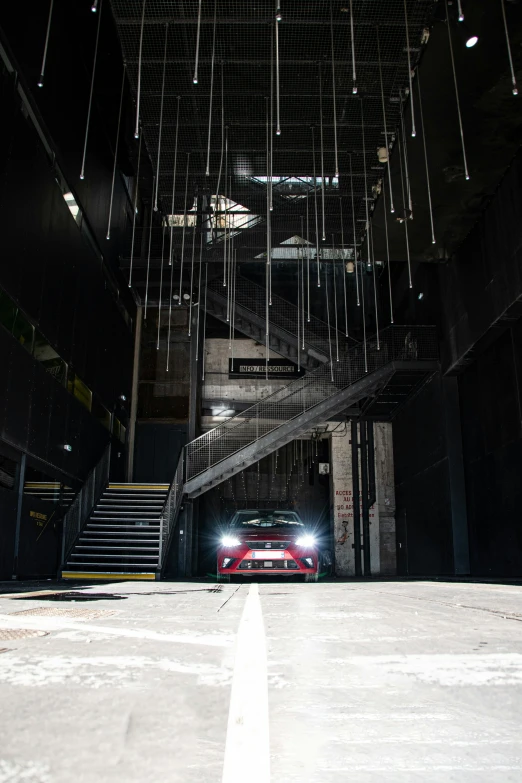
[110,0,438,274]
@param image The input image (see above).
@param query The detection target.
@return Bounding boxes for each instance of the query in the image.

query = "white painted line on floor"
[222,583,270,783]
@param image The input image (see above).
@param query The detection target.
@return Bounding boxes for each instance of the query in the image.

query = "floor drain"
[10,607,117,620]
[0,629,48,640]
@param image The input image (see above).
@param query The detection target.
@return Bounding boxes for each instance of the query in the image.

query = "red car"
[216,509,321,582]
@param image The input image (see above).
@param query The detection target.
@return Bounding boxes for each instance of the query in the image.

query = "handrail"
[185,325,438,480]
[60,442,111,568]
[157,450,185,573]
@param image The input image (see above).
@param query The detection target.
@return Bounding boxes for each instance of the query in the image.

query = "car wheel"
[305,572,319,583]
[217,573,230,583]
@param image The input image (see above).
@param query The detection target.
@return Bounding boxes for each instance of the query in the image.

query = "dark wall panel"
[459,327,522,576]
[440,149,522,372]
[393,374,454,575]
[134,424,187,484]
[0,487,17,580]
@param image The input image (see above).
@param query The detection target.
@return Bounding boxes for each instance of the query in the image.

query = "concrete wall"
[331,423,395,577]
[203,338,289,404]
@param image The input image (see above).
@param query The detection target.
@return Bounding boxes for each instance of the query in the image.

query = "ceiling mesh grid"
[110,0,437,274]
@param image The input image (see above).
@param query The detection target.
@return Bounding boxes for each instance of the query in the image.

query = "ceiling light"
[465,35,478,48]
[418,292,424,300]
[346,261,355,274]
[91,0,98,11]
[183,293,191,301]
[173,294,180,301]
[63,444,72,452]
[276,6,282,22]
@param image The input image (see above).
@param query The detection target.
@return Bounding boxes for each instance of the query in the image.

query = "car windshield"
[230,510,304,529]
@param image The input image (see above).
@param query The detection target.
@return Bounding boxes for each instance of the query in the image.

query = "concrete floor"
[1,579,522,782]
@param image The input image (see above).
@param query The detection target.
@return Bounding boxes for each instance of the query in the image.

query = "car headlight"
[295,535,316,547]
[221,536,241,547]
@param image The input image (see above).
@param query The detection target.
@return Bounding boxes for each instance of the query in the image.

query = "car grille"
[244,541,290,550]
[238,559,299,570]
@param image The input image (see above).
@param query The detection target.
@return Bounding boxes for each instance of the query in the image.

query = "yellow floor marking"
[61,572,156,581]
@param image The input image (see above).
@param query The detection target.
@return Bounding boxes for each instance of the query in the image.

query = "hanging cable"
[232,248,237,362]
[107,62,126,240]
[397,126,413,288]
[224,128,229,301]
[157,219,166,350]
[266,99,271,377]
[80,0,103,179]
[340,198,348,337]
[416,70,436,244]
[500,0,519,96]
[196,229,204,360]
[377,27,395,213]
[168,97,181,266]
[403,0,416,137]
[349,0,357,94]
[330,0,339,178]
[206,0,218,175]
[188,215,197,336]
[202,262,208,380]
[382,177,394,323]
[361,99,371,279]
[128,132,142,288]
[297,239,301,369]
[332,236,339,361]
[215,62,225,236]
[178,153,191,303]
[349,153,360,307]
[166,101,180,372]
[270,29,274,211]
[193,0,202,84]
[318,62,326,241]
[144,177,154,320]
[38,0,55,88]
[399,91,413,217]
[324,259,334,382]
[275,4,281,135]
[300,216,306,347]
[306,197,311,322]
[154,23,169,212]
[359,100,370,372]
[312,127,321,288]
[370,221,380,349]
[457,0,464,22]
[134,0,146,139]
[445,0,470,180]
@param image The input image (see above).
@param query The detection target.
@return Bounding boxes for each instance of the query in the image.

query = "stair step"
[80,537,160,544]
[70,553,159,560]
[96,505,163,511]
[87,524,161,531]
[75,546,159,552]
[63,561,156,573]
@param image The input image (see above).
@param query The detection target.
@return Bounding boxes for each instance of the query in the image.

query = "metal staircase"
[62,484,168,579]
[155,325,439,571]
[204,273,357,369]
[61,326,438,580]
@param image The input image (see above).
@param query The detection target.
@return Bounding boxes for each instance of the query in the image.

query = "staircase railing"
[185,325,438,480]
[60,442,111,568]
[208,273,357,358]
[158,450,185,572]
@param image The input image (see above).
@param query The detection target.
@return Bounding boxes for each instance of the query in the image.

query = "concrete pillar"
[331,423,393,577]
[375,422,396,575]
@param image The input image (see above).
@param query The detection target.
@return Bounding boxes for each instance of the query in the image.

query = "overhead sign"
[229,359,305,379]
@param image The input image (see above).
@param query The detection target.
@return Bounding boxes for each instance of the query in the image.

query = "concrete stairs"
[62,484,169,580]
